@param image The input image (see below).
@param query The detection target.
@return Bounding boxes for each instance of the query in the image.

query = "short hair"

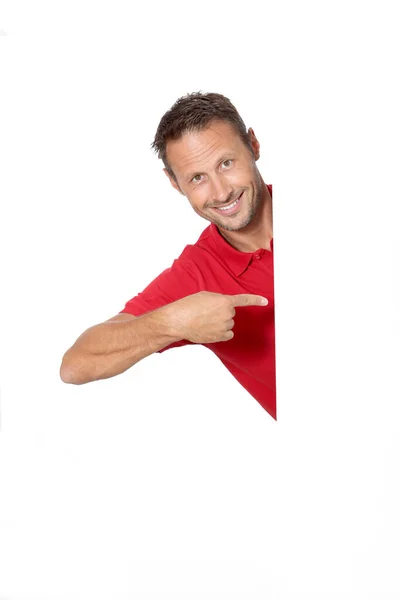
[151,91,253,179]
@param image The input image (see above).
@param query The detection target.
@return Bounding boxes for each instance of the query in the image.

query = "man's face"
[164,120,265,233]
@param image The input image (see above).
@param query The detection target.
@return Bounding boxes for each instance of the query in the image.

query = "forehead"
[165,120,243,174]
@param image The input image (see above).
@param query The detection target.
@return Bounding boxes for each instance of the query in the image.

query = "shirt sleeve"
[119,258,201,354]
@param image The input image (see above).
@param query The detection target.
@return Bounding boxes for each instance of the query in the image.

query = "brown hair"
[151,91,253,179]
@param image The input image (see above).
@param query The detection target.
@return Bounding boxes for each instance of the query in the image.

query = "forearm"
[60,305,182,385]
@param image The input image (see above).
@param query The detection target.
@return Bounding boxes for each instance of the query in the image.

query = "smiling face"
[163,119,267,234]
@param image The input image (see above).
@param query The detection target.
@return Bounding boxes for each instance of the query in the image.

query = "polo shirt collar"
[210,223,273,278]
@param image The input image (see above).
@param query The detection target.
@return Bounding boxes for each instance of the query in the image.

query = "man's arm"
[59,306,182,385]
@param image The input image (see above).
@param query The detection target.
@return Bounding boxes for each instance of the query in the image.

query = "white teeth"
[217,197,239,211]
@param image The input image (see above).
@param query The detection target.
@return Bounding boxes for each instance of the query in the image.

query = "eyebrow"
[185,154,234,181]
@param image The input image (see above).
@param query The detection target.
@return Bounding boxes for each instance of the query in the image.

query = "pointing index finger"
[230,294,268,307]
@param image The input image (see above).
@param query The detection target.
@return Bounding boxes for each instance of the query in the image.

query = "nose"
[209,174,234,206]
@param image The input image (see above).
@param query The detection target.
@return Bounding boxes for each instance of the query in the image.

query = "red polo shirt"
[120,185,276,419]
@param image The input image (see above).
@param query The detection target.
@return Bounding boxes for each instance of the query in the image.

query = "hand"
[167,291,268,344]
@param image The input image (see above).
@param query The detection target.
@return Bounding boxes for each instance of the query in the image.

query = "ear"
[163,168,184,195]
[248,127,260,161]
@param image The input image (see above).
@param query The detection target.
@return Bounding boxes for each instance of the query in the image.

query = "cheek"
[227,169,249,188]
[190,189,209,209]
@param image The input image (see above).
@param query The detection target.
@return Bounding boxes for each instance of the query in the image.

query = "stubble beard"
[216,174,265,233]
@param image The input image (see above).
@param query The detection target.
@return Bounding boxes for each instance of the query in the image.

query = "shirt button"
[255,254,261,259]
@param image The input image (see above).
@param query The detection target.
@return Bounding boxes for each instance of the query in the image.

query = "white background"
[0,1,399,598]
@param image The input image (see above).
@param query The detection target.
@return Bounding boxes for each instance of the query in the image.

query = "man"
[60,92,276,419]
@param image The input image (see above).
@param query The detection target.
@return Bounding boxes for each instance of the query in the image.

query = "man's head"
[151,91,267,234]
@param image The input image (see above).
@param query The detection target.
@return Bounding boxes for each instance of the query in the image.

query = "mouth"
[211,191,243,216]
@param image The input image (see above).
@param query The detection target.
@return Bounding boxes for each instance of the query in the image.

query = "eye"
[191,174,203,184]
[222,159,233,168]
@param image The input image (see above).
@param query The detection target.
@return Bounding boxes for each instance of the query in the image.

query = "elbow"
[60,367,89,385]
[59,363,79,384]
[59,353,86,385]
[60,368,76,384]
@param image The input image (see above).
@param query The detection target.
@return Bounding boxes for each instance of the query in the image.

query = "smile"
[212,192,243,215]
